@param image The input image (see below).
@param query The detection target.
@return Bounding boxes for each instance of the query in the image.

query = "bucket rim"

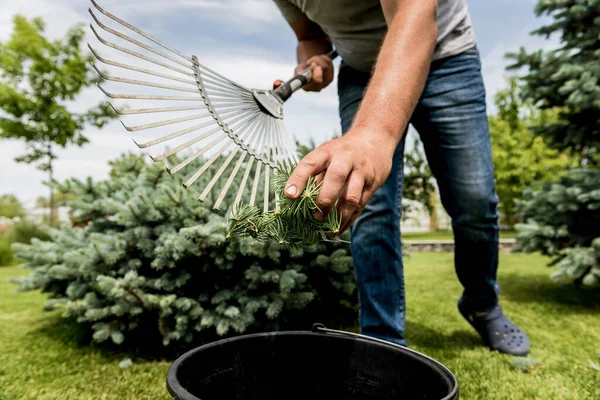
[166,326,458,400]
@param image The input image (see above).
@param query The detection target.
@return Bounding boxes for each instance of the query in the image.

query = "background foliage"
[0,194,25,219]
[0,15,116,225]
[489,78,575,225]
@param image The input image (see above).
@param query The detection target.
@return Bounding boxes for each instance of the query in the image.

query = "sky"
[0,0,554,208]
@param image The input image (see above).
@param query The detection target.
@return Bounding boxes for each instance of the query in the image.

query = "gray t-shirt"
[273,0,477,73]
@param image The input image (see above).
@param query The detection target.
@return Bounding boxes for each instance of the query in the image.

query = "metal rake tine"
[209,99,253,105]
[235,157,256,207]
[121,113,210,132]
[166,130,226,174]
[204,90,255,102]
[152,126,224,163]
[89,44,197,86]
[209,94,259,108]
[216,109,263,129]
[242,113,268,161]
[278,118,300,164]
[92,63,199,93]
[206,94,256,104]
[89,8,192,70]
[227,114,265,206]
[249,115,271,205]
[212,116,263,209]
[203,89,254,100]
[264,115,287,208]
[182,116,258,190]
[90,24,194,77]
[270,117,285,167]
[201,78,253,96]
[213,151,248,210]
[133,119,218,149]
[184,139,233,190]
[98,84,203,101]
[212,105,259,114]
[250,156,263,206]
[272,119,287,167]
[90,0,192,63]
[109,103,205,116]
[214,99,259,108]
[276,119,296,168]
[198,149,238,202]
[198,65,251,92]
[203,88,256,103]
[274,118,294,166]
[210,93,259,108]
[216,105,261,117]
[263,123,274,213]
[215,94,256,102]
[232,116,265,206]
[168,112,258,174]
[216,109,261,126]
[203,83,251,97]
[212,109,258,130]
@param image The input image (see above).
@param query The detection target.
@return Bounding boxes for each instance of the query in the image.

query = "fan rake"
[87,0,337,213]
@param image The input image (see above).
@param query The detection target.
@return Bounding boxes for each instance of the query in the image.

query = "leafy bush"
[11,153,357,350]
[0,194,25,219]
[516,169,600,287]
[0,237,14,266]
[7,218,51,244]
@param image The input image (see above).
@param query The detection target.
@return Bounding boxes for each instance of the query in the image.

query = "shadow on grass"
[29,314,191,362]
[405,321,480,354]
[27,314,92,347]
[499,273,600,313]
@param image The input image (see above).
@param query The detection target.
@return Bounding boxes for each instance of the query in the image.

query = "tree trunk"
[48,144,54,227]
[429,190,438,232]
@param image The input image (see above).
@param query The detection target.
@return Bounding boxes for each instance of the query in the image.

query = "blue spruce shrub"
[11,153,357,350]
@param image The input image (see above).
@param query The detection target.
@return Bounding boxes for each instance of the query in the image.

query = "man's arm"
[352,0,437,146]
[286,16,335,92]
[284,0,438,233]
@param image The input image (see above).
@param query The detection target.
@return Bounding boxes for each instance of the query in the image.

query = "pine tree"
[507,0,600,163]
[10,153,357,351]
[508,0,600,287]
[516,169,600,286]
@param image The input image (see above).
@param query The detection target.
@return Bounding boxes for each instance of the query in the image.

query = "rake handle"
[273,49,339,102]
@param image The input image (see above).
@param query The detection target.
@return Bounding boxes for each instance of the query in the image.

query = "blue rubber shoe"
[458,300,531,356]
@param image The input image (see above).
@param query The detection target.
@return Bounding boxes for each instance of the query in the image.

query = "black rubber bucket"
[167,324,458,400]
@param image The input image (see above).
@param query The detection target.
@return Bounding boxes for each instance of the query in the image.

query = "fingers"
[284,148,330,200]
[314,171,325,185]
[311,62,324,88]
[340,207,361,235]
[294,62,309,75]
[300,54,334,92]
[337,172,365,231]
[314,158,352,220]
[339,184,376,234]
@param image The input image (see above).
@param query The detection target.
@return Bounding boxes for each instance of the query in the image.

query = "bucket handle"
[311,323,459,400]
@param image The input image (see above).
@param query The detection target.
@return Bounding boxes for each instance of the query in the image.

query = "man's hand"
[284,127,396,234]
[295,54,334,92]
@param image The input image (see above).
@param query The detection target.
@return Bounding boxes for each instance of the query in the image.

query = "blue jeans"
[338,47,500,346]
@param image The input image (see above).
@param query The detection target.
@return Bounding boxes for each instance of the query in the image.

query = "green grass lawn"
[403,230,517,241]
[1,253,599,399]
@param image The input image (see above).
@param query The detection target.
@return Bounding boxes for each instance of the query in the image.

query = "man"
[274,0,531,356]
